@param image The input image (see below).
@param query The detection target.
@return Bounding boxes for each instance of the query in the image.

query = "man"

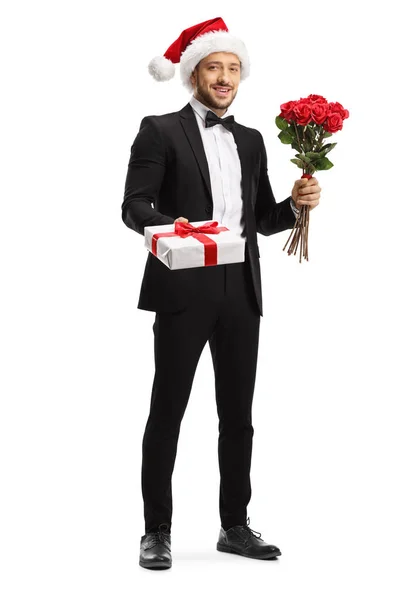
[122,17,321,570]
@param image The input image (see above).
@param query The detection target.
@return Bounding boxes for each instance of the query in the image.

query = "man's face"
[189,52,241,116]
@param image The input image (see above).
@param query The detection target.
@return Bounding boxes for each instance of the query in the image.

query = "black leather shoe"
[217,517,281,560]
[139,523,172,569]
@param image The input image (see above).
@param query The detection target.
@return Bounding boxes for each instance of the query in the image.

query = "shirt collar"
[189,94,231,124]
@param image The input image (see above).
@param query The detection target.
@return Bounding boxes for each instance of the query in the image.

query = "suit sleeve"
[121,116,175,236]
[254,131,297,236]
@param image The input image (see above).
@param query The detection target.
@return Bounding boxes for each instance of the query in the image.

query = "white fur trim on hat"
[179,29,250,93]
[148,55,176,82]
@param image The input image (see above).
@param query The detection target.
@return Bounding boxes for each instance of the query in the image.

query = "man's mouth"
[212,86,231,97]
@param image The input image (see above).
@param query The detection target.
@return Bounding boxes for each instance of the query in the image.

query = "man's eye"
[208,66,238,71]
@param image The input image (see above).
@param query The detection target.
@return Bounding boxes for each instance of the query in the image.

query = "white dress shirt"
[189,95,299,244]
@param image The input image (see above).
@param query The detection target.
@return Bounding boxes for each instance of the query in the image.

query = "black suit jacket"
[121,101,296,316]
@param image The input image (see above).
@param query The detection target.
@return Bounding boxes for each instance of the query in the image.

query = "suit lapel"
[231,122,252,209]
[179,103,213,202]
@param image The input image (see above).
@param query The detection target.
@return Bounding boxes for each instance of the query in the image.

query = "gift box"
[144,220,245,270]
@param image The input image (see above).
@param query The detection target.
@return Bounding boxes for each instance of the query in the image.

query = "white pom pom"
[148,56,175,82]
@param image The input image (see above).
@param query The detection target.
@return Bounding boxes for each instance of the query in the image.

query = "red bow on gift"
[174,221,222,236]
[151,221,229,267]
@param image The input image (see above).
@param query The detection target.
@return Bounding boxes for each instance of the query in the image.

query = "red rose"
[310,102,329,125]
[324,113,343,133]
[328,101,350,120]
[307,94,328,104]
[279,100,297,122]
[293,100,312,126]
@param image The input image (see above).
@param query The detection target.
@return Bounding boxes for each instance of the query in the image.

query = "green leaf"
[275,116,289,130]
[290,158,306,168]
[305,151,323,159]
[278,130,293,144]
[295,153,312,164]
[314,157,334,170]
[319,143,337,156]
[285,127,297,139]
[290,142,302,153]
[306,125,316,140]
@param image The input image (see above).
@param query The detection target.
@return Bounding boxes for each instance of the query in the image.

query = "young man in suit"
[121,17,321,569]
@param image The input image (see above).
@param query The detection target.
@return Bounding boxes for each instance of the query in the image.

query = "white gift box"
[144,220,245,270]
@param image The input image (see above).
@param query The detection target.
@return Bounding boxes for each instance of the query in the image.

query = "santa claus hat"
[148,17,250,93]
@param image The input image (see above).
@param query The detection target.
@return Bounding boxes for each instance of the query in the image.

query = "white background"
[1,0,399,597]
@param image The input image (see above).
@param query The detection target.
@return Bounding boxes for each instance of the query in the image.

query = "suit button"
[205,206,212,215]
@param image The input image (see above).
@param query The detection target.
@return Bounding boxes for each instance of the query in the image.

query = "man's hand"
[291,177,321,211]
[174,217,189,223]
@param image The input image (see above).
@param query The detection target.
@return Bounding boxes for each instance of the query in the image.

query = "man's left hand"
[291,177,321,211]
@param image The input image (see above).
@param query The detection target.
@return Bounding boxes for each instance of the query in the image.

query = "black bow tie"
[205,110,235,132]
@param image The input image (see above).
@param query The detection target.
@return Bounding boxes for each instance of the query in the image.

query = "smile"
[213,87,231,96]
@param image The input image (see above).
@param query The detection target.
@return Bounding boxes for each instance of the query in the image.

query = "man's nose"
[218,68,232,81]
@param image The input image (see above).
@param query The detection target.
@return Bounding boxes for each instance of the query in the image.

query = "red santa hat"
[148,17,250,93]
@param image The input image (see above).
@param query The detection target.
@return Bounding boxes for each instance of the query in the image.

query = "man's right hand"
[174,217,189,223]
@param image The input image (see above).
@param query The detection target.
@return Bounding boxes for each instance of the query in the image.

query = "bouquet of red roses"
[276,94,349,261]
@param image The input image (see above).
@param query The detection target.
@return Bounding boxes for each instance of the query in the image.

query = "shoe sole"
[139,559,172,569]
[216,542,281,560]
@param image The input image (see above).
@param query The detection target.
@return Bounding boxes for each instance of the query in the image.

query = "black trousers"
[141,244,261,533]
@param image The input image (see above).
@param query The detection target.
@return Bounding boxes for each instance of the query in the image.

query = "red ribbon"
[151,221,229,266]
